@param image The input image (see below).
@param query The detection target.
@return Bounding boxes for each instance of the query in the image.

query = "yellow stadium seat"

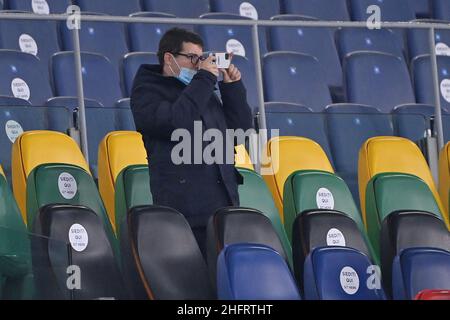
[11,130,90,221]
[98,131,147,230]
[0,165,4,177]
[262,136,334,222]
[235,144,254,170]
[439,142,450,217]
[359,136,448,228]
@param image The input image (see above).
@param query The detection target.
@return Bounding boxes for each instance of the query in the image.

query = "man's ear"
[163,52,172,66]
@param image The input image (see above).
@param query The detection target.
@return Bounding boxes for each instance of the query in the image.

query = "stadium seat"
[0,50,52,106]
[292,210,371,288]
[217,244,300,300]
[210,0,280,20]
[358,136,449,230]
[206,207,290,287]
[0,19,59,68]
[432,0,450,21]
[123,52,158,96]
[5,0,71,13]
[75,0,141,16]
[336,28,404,61]
[32,204,126,299]
[128,12,177,53]
[51,51,123,108]
[380,210,450,296]
[392,247,450,300]
[120,205,215,299]
[60,18,129,67]
[264,102,333,165]
[304,247,386,300]
[344,51,416,113]
[114,99,136,131]
[410,0,431,18]
[439,141,450,214]
[281,0,349,21]
[0,105,71,180]
[98,131,147,233]
[407,21,450,61]
[262,136,334,220]
[325,104,393,202]
[412,55,450,111]
[0,95,31,106]
[141,0,210,18]
[263,52,332,111]
[269,15,343,95]
[232,55,258,110]
[392,103,438,142]
[415,289,450,300]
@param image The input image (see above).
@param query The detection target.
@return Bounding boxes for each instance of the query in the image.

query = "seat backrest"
[98,131,147,231]
[0,50,52,106]
[263,136,334,220]
[217,243,300,300]
[304,246,386,300]
[344,51,415,113]
[281,0,349,21]
[232,55,258,110]
[0,95,31,106]
[432,0,450,21]
[263,52,332,111]
[358,136,448,228]
[142,0,210,18]
[211,0,280,20]
[121,205,215,299]
[32,204,126,299]
[76,0,141,15]
[235,144,254,170]
[0,19,59,68]
[439,141,450,215]
[337,28,404,61]
[51,51,122,108]
[123,52,158,96]
[269,15,342,90]
[6,0,71,13]
[392,103,437,142]
[128,12,177,53]
[407,23,450,61]
[392,248,450,300]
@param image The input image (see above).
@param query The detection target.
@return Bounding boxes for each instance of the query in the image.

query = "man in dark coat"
[130,28,253,254]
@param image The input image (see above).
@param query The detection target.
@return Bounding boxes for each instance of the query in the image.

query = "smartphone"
[209,52,231,69]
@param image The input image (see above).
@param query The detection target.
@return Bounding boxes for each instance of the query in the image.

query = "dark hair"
[157,27,204,66]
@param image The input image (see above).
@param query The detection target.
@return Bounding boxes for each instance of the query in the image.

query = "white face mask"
[169,54,198,85]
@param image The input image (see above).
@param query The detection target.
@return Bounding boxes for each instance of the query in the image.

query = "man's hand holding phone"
[219,53,241,83]
[199,55,219,77]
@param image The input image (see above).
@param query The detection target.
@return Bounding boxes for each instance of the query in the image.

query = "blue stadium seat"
[281,0,349,20]
[123,52,158,97]
[407,21,450,61]
[412,55,450,111]
[325,104,393,203]
[410,0,431,18]
[210,0,280,20]
[432,0,450,21]
[0,50,52,106]
[232,55,257,110]
[51,51,123,108]
[0,19,59,67]
[60,17,129,66]
[263,52,332,111]
[265,102,333,163]
[344,51,416,113]
[5,0,71,13]
[197,13,262,59]
[217,243,301,300]
[336,28,404,61]
[304,247,386,300]
[0,95,31,106]
[269,15,342,96]
[142,0,210,18]
[75,0,141,15]
[128,12,177,53]
[115,98,136,131]
[392,248,450,300]
[0,105,71,180]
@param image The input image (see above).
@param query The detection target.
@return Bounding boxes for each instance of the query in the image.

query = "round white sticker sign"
[10,78,30,101]
[32,0,50,15]
[316,187,335,210]
[340,266,360,295]
[5,120,23,143]
[19,34,38,56]
[440,79,450,103]
[68,224,88,252]
[436,42,450,56]
[326,228,346,247]
[239,2,258,20]
[226,39,246,57]
[58,172,78,200]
